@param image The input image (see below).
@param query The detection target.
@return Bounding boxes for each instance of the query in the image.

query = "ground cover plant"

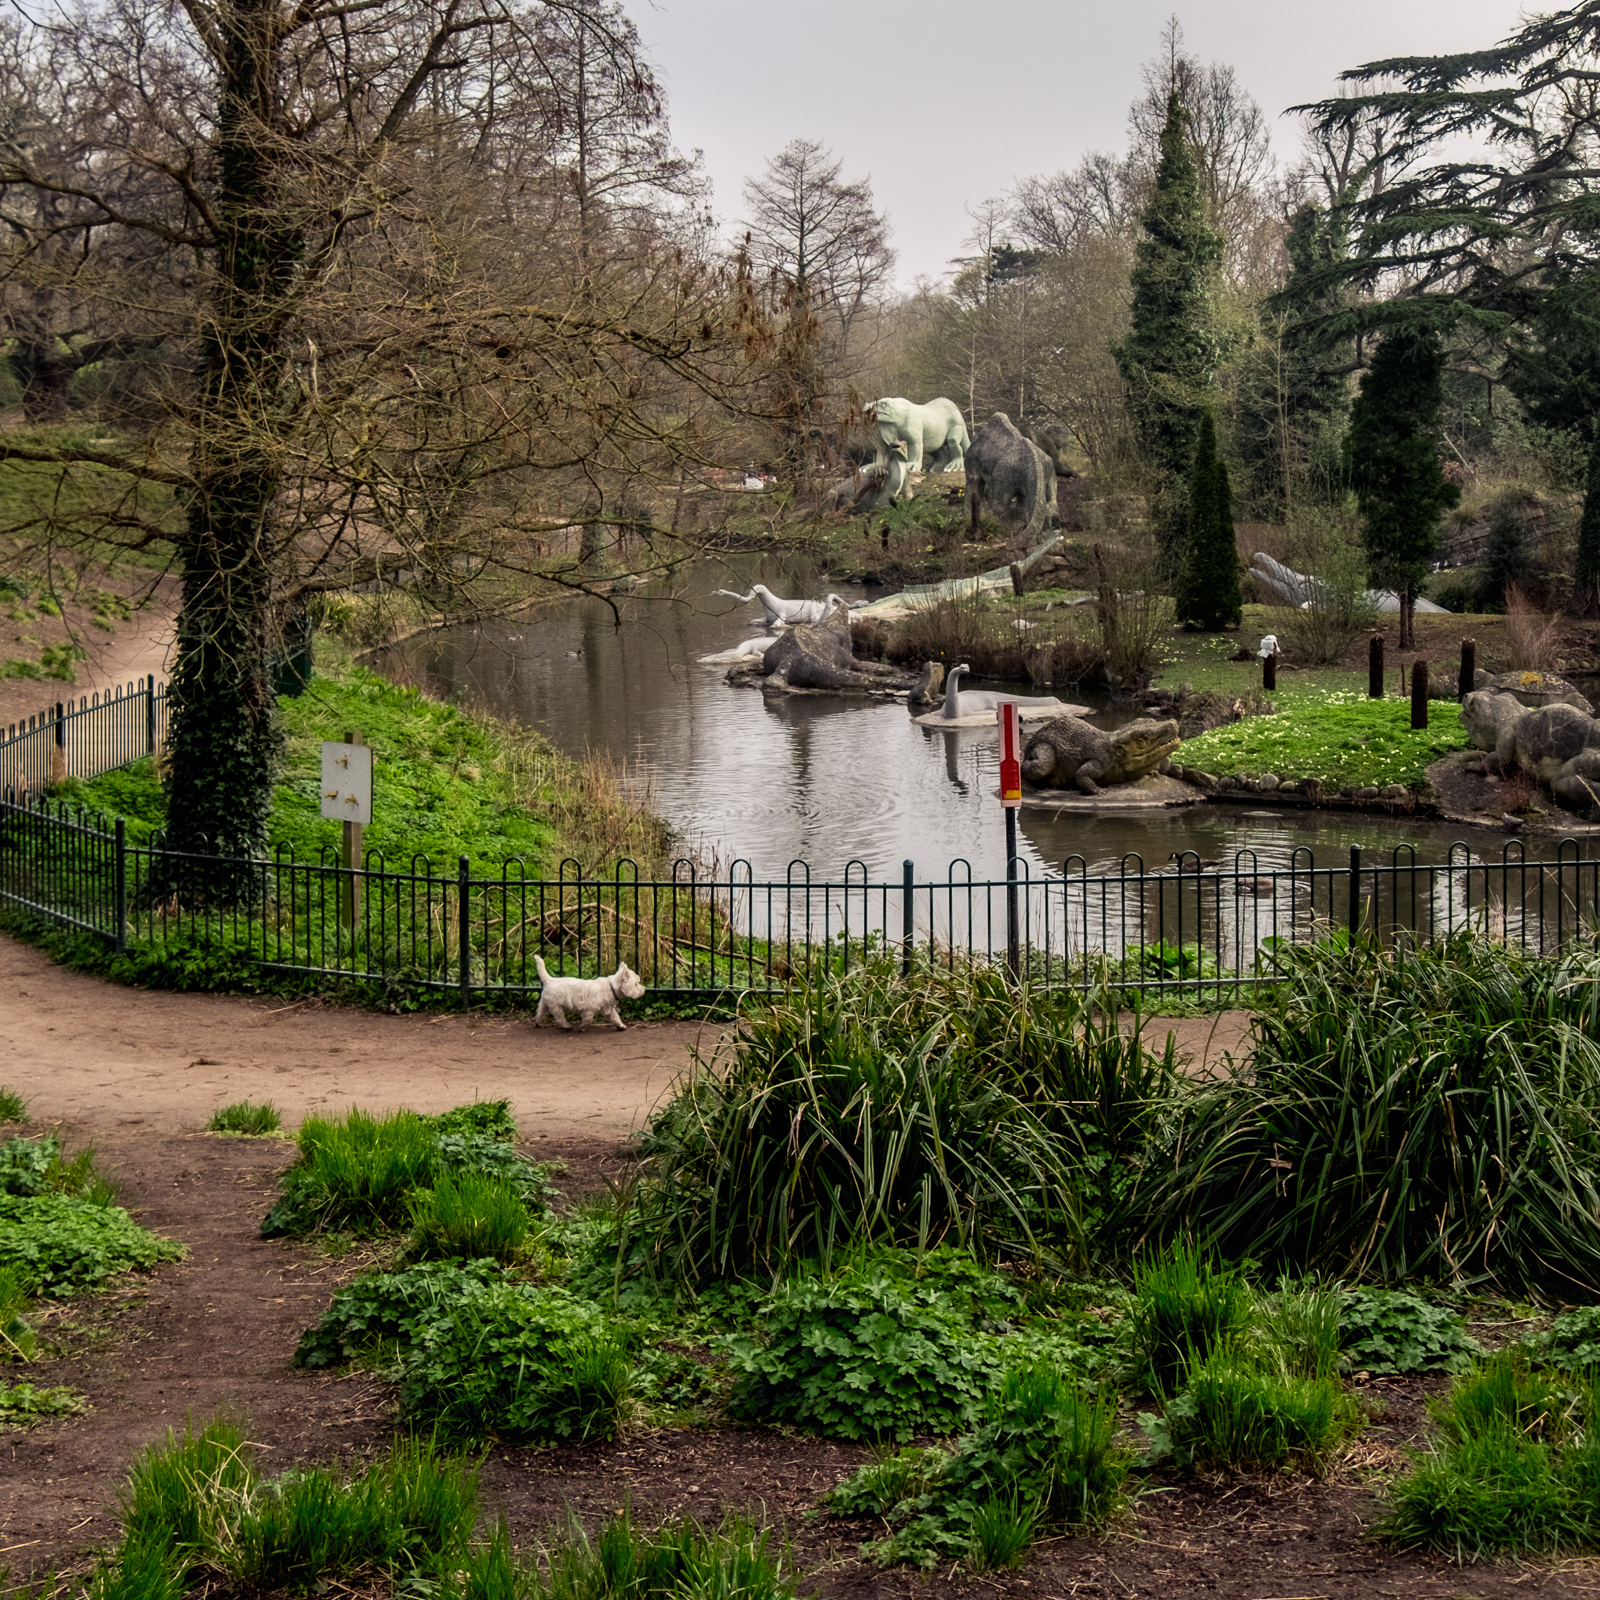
[830,1359,1127,1570]
[1176,687,1469,788]
[1340,1288,1480,1376]
[724,1257,1000,1441]
[1143,933,1600,1295]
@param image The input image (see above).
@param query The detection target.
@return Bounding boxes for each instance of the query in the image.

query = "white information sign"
[320,741,373,824]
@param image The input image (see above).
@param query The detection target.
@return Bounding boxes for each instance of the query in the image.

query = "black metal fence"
[0,677,168,796]
[4,787,1599,1002]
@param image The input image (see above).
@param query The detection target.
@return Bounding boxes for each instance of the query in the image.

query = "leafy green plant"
[0,1380,86,1425]
[858,1361,1126,1569]
[1143,936,1600,1294]
[0,1195,184,1294]
[206,1101,281,1136]
[395,1282,630,1444]
[827,1446,946,1517]
[725,1266,995,1442]
[1525,1305,1600,1371]
[1340,1288,1480,1376]
[406,1172,532,1265]
[294,1259,507,1370]
[1157,1346,1359,1474]
[1129,1241,1251,1396]
[0,1138,57,1197]
[0,1088,27,1123]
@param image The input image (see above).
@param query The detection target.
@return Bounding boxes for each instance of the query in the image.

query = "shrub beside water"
[628,967,1175,1284]
[1145,936,1600,1295]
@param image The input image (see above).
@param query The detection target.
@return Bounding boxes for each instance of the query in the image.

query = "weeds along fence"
[5,787,1600,1001]
[0,677,168,795]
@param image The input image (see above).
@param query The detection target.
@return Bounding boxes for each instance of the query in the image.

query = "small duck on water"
[1167,852,1222,870]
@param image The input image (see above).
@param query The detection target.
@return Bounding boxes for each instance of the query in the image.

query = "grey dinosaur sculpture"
[964,412,1057,541]
[1021,715,1181,795]
[1249,551,1451,615]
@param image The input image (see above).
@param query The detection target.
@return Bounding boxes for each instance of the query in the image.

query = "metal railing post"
[1349,844,1362,940]
[145,675,157,757]
[113,816,126,953]
[901,858,914,977]
[51,701,65,786]
[458,855,471,1008]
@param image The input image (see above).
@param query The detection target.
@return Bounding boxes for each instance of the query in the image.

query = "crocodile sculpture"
[1020,715,1180,795]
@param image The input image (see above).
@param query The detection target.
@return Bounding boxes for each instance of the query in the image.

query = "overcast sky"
[633,0,1530,289]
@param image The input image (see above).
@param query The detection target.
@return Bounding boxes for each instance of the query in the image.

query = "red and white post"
[999,703,1021,978]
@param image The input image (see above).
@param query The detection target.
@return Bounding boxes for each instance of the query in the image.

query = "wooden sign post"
[321,730,372,928]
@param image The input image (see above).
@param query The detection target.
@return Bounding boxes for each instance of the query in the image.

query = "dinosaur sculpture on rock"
[1021,715,1181,795]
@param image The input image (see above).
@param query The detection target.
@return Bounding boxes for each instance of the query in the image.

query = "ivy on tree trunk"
[155,0,300,900]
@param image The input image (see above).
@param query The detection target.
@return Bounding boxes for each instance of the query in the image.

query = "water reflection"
[388,556,1542,883]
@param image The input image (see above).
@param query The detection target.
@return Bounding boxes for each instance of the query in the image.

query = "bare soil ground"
[0,572,177,733]
[1,931,1592,1596]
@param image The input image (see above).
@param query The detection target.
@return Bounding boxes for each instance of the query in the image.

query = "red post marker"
[998,703,1022,808]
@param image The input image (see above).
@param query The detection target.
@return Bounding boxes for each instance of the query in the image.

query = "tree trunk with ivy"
[156,0,298,898]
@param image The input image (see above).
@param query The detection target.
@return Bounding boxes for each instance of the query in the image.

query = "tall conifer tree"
[1181,411,1242,631]
[1113,91,1226,543]
[1344,327,1460,648]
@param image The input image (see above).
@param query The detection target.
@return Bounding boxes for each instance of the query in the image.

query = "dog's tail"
[534,954,551,982]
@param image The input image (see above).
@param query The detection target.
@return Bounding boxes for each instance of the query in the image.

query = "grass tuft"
[205,1101,282,1137]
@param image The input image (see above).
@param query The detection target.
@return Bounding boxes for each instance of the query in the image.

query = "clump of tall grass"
[533,1507,800,1600]
[627,965,1177,1283]
[261,1102,550,1238]
[206,1101,281,1136]
[1502,584,1567,673]
[406,1171,531,1264]
[107,1419,481,1595]
[1378,1351,1600,1558]
[1129,1241,1251,1396]
[1142,934,1600,1295]
[1163,1346,1360,1475]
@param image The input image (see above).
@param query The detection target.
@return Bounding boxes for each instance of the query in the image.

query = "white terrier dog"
[532,955,646,1030]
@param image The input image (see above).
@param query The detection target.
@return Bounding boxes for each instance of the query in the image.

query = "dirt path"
[0,933,722,1140]
[0,932,1254,1138]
